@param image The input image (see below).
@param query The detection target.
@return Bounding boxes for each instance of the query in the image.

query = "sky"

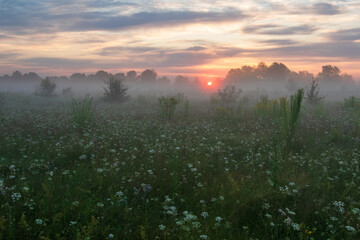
[0,0,360,80]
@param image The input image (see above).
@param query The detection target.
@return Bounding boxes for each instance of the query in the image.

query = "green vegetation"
[0,90,360,239]
[103,77,129,103]
[71,97,94,129]
[158,93,184,121]
[35,77,57,97]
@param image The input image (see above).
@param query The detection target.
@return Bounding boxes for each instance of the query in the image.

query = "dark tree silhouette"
[36,77,56,97]
[103,77,129,103]
[140,69,157,83]
[126,70,137,81]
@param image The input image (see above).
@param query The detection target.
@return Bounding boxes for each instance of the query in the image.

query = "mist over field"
[1,0,360,239]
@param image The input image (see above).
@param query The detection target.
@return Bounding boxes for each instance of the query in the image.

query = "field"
[0,91,360,239]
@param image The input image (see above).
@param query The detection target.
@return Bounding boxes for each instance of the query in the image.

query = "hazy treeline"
[0,62,359,99]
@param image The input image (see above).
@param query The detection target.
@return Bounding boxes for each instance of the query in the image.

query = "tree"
[140,69,157,83]
[70,73,87,81]
[305,78,324,104]
[157,76,170,84]
[103,77,129,103]
[174,75,189,85]
[36,77,56,97]
[265,62,290,82]
[126,71,137,81]
[95,70,110,81]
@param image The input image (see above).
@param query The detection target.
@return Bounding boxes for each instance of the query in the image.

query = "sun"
[207,81,212,86]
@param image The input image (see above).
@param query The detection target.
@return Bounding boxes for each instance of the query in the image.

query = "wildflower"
[200,235,208,239]
[115,191,124,197]
[108,233,114,239]
[11,192,21,202]
[35,219,43,225]
[215,216,222,222]
[97,168,104,173]
[70,221,77,226]
[292,223,300,231]
[159,224,166,231]
[201,212,208,218]
[97,202,104,207]
[79,155,87,160]
[345,226,356,232]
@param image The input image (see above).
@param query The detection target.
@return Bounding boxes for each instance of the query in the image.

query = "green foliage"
[211,85,241,108]
[2,92,360,240]
[103,77,129,103]
[211,85,242,120]
[282,89,304,154]
[35,77,56,97]
[62,87,73,97]
[343,96,360,110]
[71,97,94,128]
[0,92,6,114]
[158,93,184,120]
[305,78,324,104]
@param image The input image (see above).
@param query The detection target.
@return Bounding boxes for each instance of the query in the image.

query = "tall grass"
[71,97,94,128]
[281,89,304,154]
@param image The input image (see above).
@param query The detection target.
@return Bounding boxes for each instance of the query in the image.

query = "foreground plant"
[158,93,184,120]
[71,96,94,128]
[281,88,304,154]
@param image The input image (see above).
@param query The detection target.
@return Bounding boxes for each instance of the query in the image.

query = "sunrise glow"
[0,1,359,80]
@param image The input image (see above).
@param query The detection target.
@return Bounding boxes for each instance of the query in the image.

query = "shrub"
[103,77,129,103]
[158,93,184,120]
[35,77,56,97]
[72,97,94,128]
[62,87,73,97]
[343,96,360,110]
[0,92,7,115]
[210,85,241,109]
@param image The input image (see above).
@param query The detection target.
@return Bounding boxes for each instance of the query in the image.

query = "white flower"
[215,216,222,222]
[108,233,114,239]
[201,212,208,218]
[345,225,356,232]
[159,224,166,231]
[35,219,43,225]
[97,202,104,207]
[200,234,208,239]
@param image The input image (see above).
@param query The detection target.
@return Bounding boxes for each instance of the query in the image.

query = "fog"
[1,62,359,102]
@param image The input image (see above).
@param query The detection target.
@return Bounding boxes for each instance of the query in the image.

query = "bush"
[158,93,184,121]
[35,77,56,97]
[62,87,73,97]
[343,96,360,110]
[103,77,129,102]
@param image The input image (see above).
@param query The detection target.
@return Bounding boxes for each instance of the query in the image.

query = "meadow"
[0,89,360,239]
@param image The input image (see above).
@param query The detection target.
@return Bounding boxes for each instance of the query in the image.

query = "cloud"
[243,24,316,35]
[311,3,341,15]
[97,46,159,56]
[186,46,207,51]
[19,58,97,69]
[67,10,247,31]
[251,41,360,60]
[259,39,297,45]
[328,28,360,41]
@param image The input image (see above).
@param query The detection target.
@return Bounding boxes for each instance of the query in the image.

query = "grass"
[0,91,359,239]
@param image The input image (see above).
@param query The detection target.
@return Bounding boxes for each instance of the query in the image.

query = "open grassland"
[0,92,360,239]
